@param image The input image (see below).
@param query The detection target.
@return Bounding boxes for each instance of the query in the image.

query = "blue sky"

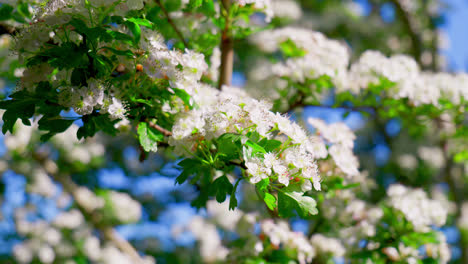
[440,0,468,71]
[354,0,468,71]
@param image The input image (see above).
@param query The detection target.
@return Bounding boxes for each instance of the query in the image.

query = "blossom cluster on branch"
[0,0,466,263]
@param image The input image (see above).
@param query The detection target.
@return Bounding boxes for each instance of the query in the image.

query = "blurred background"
[1,0,468,263]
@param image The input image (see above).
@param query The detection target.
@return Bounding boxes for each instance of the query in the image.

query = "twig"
[147,121,173,136]
[154,0,189,48]
[218,0,234,89]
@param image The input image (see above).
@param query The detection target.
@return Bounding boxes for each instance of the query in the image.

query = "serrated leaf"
[175,158,202,184]
[137,122,164,152]
[0,97,36,134]
[38,115,75,141]
[210,175,233,203]
[278,188,317,217]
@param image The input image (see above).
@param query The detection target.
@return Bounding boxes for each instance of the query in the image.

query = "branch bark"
[154,0,189,48]
[218,0,234,89]
[388,0,423,66]
[147,121,173,136]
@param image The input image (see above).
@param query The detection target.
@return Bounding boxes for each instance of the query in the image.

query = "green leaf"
[0,4,13,21]
[258,138,282,152]
[176,158,203,185]
[400,232,438,248]
[71,68,89,87]
[38,116,75,141]
[101,47,134,57]
[187,0,203,9]
[454,150,468,163]
[77,114,119,139]
[217,133,242,161]
[245,140,266,154]
[279,39,307,58]
[137,122,164,152]
[278,188,318,217]
[0,94,36,134]
[256,178,269,192]
[127,17,153,28]
[124,20,141,44]
[106,30,135,45]
[263,192,277,211]
[255,179,277,210]
[172,88,192,108]
[210,175,233,203]
[199,0,216,16]
[229,178,241,210]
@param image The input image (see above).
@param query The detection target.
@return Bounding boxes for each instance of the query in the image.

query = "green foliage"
[279,39,307,58]
[38,115,75,141]
[0,91,36,134]
[209,175,233,203]
[77,114,119,139]
[278,187,318,217]
[137,122,164,152]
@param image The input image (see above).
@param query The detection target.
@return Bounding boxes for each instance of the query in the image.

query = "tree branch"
[147,121,173,136]
[154,0,189,48]
[218,0,234,89]
[388,0,423,66]
[33,154,145,264]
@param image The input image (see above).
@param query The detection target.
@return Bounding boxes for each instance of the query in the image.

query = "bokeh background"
[1,0,468,263]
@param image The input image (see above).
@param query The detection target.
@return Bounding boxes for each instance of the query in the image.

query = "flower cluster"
[251,27,349,87]
[310,234,346,257]
[260,220,315,264]
[169,85,357,189]
[271,0,302,21]
[250,26,468,108]
[13,205,154,264]
[387,184,448,232]
[307,117,359,176]
[382,233,451,264]
[346,50,468,106]
[188,216,230,262]
[107,191,142,224]
[58,79,126,119]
